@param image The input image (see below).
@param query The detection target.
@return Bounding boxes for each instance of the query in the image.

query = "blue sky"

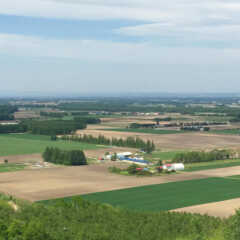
[0,0,240,95]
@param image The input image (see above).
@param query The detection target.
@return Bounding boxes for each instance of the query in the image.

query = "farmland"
[0,161,240,202]
[78,128,240,150]
[0,134,101,156]
[145,150,187,161]
[184,159,240,172]
[0,163,26,172]
[102,128,184,135]
[210,129,240,135]
[81,176,240,212]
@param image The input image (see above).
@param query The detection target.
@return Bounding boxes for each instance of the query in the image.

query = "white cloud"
[0,0,172,21]
[0,0,240,22]
[116,22,240,43]
[0,33,239,65]
[1,0,240,45]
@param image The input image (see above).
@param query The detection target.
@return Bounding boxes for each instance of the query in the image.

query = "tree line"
[61,134,155,153]
[1,194,240,240]
[42,147,87,166]
[173,149,231,163]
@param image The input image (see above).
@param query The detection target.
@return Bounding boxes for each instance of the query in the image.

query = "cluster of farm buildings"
[100,152,184,171]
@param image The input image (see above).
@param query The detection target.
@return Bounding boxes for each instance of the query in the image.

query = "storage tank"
[171,163,184,171]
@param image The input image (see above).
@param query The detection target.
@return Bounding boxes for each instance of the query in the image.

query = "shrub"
[127,164,139,175]
[108,167,122,174]
[136,170,152,176]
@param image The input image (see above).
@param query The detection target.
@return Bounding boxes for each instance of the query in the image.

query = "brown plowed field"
[76,129,240,150]
[1,164,240,202]
[172,198,240,218]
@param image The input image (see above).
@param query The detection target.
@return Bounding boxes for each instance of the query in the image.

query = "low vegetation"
[210,129,240,135]
[0,163,26,173]
[184,159,240,172]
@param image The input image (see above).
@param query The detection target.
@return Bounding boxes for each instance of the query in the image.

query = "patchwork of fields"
[1,126,240,218]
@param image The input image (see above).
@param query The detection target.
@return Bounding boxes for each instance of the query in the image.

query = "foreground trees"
[1,195,240,240]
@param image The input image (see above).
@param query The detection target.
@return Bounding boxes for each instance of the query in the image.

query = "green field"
[210,129,240,135]
[77,177,240,212]
[184,159,240,172]
[146,150,187,161]
[0,163,26,172]
[0,134,102,156]
[102,128,184,135]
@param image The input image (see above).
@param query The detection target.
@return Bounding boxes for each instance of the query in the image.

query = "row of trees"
[173,150,231,163]
[1,194,239,240]
[42,147,87,166]
[61,134,156,153]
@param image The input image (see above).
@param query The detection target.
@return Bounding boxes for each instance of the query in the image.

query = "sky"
[0,0,240,95]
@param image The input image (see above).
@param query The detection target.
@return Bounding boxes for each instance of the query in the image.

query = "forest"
[61,134,155,153]
[23,119,86,135]
[42,147,87,166]
[40,111,68,118]
[0,105,17,121]
[0,195,239,240]
[173,150,231,163]
[0,124,27,134]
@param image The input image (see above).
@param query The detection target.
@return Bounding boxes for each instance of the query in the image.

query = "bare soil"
[172,198,240,218]
[1,164,240,202]
[0,154,43,164]
[77,129,240,150]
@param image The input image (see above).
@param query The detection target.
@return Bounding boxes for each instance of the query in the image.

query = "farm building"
[117,152,133,158]
[163,163,185,171]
